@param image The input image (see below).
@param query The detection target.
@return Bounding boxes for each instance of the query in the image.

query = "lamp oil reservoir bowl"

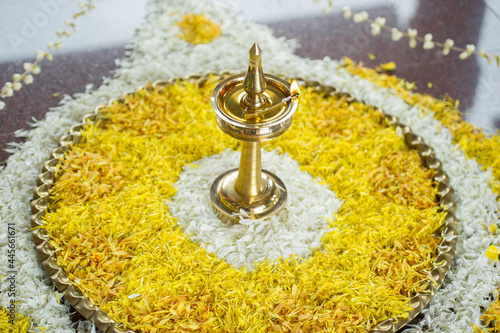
[210,43,299,223]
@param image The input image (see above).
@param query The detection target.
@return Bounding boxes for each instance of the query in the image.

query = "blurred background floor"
[1,0,499,164]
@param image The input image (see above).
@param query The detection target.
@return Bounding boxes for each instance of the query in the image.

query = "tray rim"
[30,71,459,333]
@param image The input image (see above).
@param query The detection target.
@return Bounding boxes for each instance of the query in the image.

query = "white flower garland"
[338,5,497,64]
[0,0,98,111]
[0,0,499,331]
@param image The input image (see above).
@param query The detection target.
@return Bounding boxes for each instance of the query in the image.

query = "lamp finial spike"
[242,43,267,109]
[249,43,262,59]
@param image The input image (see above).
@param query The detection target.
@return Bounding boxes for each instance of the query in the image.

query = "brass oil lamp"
[210,43,299,222]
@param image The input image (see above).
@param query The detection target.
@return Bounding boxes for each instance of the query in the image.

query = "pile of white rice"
[169,149,342,271]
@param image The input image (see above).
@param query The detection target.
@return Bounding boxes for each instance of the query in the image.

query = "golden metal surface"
[242,43,268,109]
[31,72,459,333]
[210,168,287,223]
[235,141,264,197]
[210,44,298,222]
[217,77,289,124]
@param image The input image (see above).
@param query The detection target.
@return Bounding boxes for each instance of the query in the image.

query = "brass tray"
[30,72,459,333]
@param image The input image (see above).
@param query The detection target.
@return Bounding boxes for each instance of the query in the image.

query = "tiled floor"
[1,0,499,164]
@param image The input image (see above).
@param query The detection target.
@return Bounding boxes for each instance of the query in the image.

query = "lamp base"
[210,168,287,223]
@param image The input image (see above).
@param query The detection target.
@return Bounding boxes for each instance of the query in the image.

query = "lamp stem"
[234,141,264,198]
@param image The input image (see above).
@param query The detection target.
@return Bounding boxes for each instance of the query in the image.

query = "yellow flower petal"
[487,245,499,261]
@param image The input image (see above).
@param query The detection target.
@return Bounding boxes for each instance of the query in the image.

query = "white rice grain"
[169,149,342,271]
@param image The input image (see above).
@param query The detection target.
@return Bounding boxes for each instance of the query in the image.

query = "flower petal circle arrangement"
[30,73,458,333]
[2,0,500,331]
